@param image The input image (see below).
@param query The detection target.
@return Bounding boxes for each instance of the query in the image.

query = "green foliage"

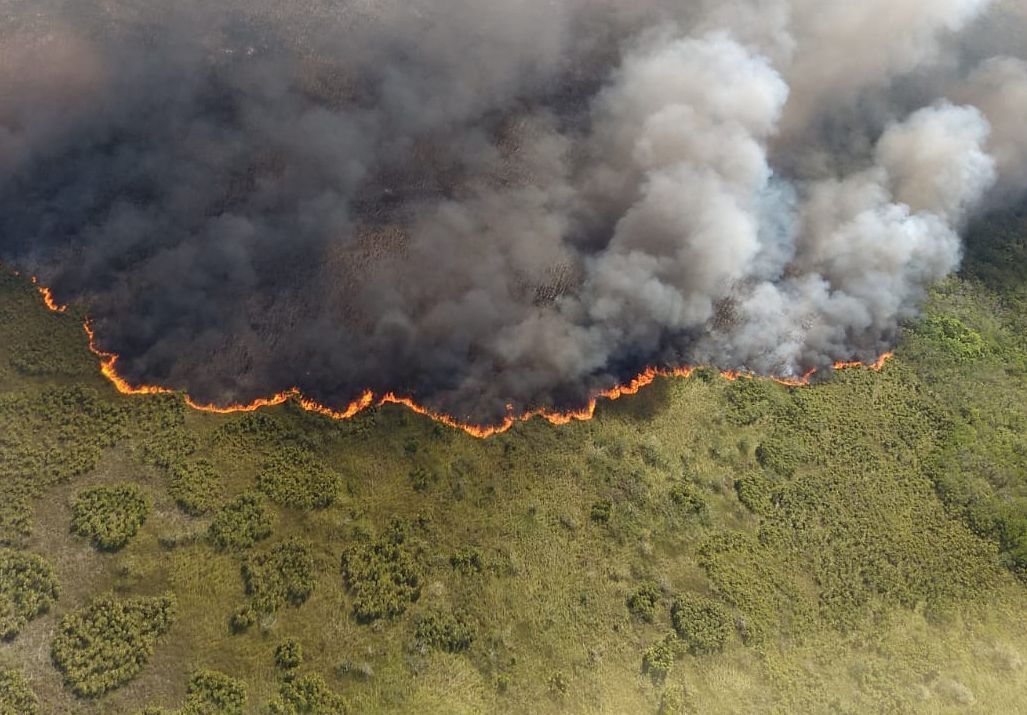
[0,497,32,548]
[755,436,806,477]
[671,594,732,655]
[208,493,273,551]
[919,315,988,362]
[642,636,676,682]
[626,582,662,623]
[341,521,422,622]
[181,669,247,715]
[51,593,176,697]
[408,466,436,492]
[590,499,612,524]
[70,483,151,551]
[0,549,60,640]
[734,474,772,514]
[0,669,37,715]
[450,547,484,575]
[274,639,303,671]
[269,673,346,714]
[168,460,221,516]
[669,481,707,515]
[141,428,198,469]
[229,605,257,634]
[414,610,475,652]
[242,539,316,613]
[257,446,341,509]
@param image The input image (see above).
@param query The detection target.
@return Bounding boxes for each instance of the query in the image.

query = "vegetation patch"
[51,593,176,697]
[671,593,732,654]
[168,460,222,516]
[257,446,341,509]
[274,639,303,671]
[209,493,273,551]
[626,582,662,623]
[642,636,676,682]
[0,668,37,714]
[0,549,60,640]
[269,673,346,714]
[414,610,475,653]
[70,483,151,551]
[242,539,316,613]
[341,521,422,622]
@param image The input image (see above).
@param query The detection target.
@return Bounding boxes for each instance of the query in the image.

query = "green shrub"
[168,460,221,516]
[546,671,569,696]
[450,547,484,575]
[257,446,340,509]
[51,593,176,697]
[755,437,806,477]
[274,639,303,671]
[242,539,316,613]
[208,493,273,551]
[669,482,707,515]
[229,605,258,634]
[0,549,60,640]
[269,673,346,714]
[0,668,37,714]
[141,428,198,469]
[919,315,988,362]
[627,582,662,623]
[181,669,247,715]
[409,466,436,492]
[590,499,612,524]
[734,474,772,514]
[642,637,676,682]
[0,497,32,548]
[414,610,475,652]
[70,484,151,551]
[670,593,732,654]
[341,521,422,622]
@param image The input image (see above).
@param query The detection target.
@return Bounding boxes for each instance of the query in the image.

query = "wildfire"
[34,274,894,438]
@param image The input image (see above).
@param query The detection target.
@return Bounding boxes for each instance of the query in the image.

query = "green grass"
[1,220,1027,712]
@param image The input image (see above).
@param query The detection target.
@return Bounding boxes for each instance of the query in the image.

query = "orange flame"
[34,275,894,438]
[30,276,68,313]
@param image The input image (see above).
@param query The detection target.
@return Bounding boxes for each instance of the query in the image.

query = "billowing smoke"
[1,0,1025,422]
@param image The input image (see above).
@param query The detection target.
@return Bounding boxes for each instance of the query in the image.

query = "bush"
[642,637,676,682]
[450,547,484,575]
[208,493,273,551]
[0,497,32,548]
[627,582,662,623]
[269,673,346,714]
[669,482,707,515]
[229,605,258,634]
[0,669,37,714]
[70,484,151,551]
[243,539,316,613]
[409,466,436,493]
[274,639,303,671]
[168,460,221,516]
[590,499,612,524]
[0,549,60,640]
[141,428,198,469]
[341,521,421,622]
[51,593,176,697]
[734,474,772,514]
[181,669,247,715]
[414,610,475,652]
[670,593,732,654]
[257,447,340,509]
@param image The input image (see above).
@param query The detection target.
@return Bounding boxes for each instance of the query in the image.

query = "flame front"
[32,274,893,438]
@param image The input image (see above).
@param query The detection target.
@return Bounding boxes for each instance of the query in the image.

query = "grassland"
[1,211,1027,713]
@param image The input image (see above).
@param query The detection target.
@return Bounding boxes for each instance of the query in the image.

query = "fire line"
[32,275,892,438]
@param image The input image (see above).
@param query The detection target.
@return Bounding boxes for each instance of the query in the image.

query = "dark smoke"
[1,0,1025,422]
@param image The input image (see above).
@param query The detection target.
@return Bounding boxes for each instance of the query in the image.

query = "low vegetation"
[0,668,37,714]
[70,484,150,551]
[0,549,59,640]
[341,521,422,622]
[50,593,176,697]
[242,539,316,614]
[208,493,273,551]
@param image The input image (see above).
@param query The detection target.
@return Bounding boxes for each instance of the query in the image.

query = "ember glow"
[46,279,891,438]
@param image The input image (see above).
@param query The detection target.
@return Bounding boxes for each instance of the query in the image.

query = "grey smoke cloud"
[0,0,1024,422]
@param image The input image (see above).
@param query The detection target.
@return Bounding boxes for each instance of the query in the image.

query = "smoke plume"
[1,0,1025,422]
